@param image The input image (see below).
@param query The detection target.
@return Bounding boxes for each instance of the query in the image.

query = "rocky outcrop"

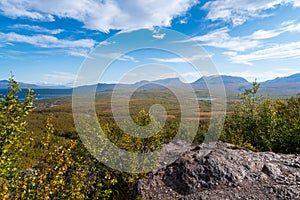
[130,142,300,200]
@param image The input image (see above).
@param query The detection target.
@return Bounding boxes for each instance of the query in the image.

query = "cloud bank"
[0,0,198,33]
[202,0,300,26]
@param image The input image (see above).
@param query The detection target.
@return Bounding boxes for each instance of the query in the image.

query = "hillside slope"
[260,73,300,97]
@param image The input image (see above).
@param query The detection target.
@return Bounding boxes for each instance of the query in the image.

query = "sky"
[0,0,300,86]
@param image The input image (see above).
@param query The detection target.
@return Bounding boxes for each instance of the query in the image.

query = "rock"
[130,142,300,200]
[262,163,282,178]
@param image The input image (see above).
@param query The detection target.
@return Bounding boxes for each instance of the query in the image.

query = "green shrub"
[221,81,300,153]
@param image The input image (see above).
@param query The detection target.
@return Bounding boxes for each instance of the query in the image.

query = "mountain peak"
[153,77,182,84]
[0,80,10,83]
[263,73,300,84]
[193,75,249,85]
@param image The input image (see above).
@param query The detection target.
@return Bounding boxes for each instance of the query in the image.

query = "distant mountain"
[153,77,184,85]
[0,80,9,83]
[77,74,300,98]
[96,83,118,92]
[1,73,299,98]
[192,75,251,93]
[0,80,39,89]
[263,73,300,84]
[0,80,10,88]
[0,80,70,89]
[260,73,300,97]
[97,78,187,91]
[193,75,249,85]
[190,73,300,97]
[135,78,187,90]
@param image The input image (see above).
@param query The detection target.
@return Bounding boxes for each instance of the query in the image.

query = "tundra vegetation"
[0,77,299,199]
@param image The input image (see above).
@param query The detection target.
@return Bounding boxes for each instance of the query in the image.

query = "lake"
[0,88,218,102]
[0,89,72,101]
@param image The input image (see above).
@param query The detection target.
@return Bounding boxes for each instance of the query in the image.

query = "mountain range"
[94,73,299,97]
[1,73,299,98]
[0,80,69,89]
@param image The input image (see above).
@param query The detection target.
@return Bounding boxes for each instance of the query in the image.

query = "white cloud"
[121,55,139,62]
[152,28,166,39]
[229,41,300,65]
[281,20,300,33]
[180,71,207,82]
[151,57,186,63]
[223,51,238,56]
[179,18,188,24]
[43,71,77,85]
[0,0,55,21]
[290,0,300,7]
[67,48,91,58]
[222,70,297,82]
[202,0,300,26]
[152,33,166,39]
[9,24,64,34]
[249,29,283,40]
[186,20,300,53]
[207,20,300,64]
[0,0,198,33]
[186,27,260,51]
[98,41,115,46]
[95,52,138,62]
[116,27,149,35]
[0,32,96,56]
[150,53,212,63]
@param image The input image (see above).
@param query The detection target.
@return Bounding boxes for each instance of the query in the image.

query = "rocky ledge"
[130,142,300,200]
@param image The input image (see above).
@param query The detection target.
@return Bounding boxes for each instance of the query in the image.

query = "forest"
[0,77,299,199]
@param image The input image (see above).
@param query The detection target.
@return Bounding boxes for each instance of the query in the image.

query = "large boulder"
[130,142,300,200]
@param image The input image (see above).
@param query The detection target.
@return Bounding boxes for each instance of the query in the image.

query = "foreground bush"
[221,82,300,153]
[0,78,138,199]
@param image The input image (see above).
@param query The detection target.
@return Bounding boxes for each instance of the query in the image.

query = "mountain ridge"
[0,80,71,89]
[1,73,299,97]
[1,73,299,88]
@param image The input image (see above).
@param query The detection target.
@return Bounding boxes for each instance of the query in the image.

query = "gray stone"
[130,142,300,200]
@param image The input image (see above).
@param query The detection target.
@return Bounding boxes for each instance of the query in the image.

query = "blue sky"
[0,0,300,85]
